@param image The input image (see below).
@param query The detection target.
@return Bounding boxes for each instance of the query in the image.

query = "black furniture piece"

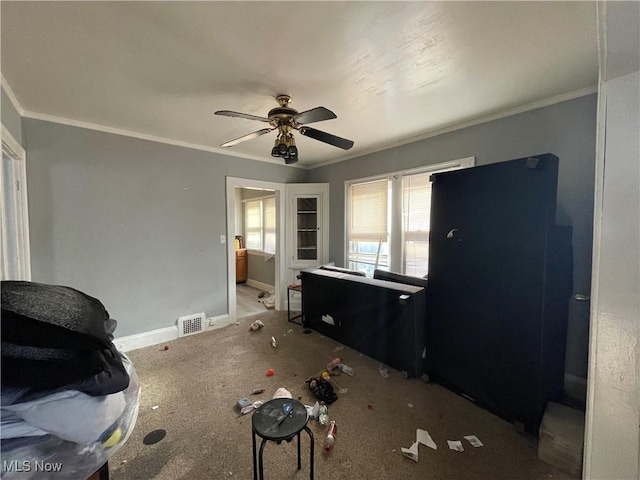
[425,153,572,432]
[251,398,314,480]
[300,268,426,378]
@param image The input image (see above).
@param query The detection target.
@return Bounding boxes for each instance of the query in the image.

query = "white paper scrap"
[447,440,464,452]
[416,429,437,450]
[401,441,419,462]
[464,435,484,447]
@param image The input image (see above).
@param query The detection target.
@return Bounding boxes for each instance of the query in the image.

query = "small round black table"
[251,398,314,480]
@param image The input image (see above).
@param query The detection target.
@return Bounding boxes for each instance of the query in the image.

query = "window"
[346,158,474,277]
[403,172,432,277]
[263,197,276,254]
[347,179,389,276]
[243,196,276,254]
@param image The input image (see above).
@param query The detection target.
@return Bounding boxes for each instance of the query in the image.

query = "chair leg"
[297,432,301,469]
[258,438,267,480]
[304,425,314,480]
[252,432,258,480]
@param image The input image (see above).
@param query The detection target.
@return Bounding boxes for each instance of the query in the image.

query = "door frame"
[1,125,31,281]
[226,177,286,323]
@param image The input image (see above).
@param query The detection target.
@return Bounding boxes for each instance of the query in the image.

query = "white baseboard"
[114,326,178,352]
[564,372,588,402]
[206,314,230,331]
[245,279,274,292]
[114,313,232,351]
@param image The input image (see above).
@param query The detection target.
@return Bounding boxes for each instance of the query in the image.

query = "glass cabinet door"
[295,195,319,261]
[286,183,329,270]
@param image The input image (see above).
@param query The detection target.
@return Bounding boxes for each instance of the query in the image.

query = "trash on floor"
[252,388,265,395]
[323,420,338,452]
[447,440,464,452]
[464,435,484,447]
[271,336,277,348]
[379,364,390,378]
[333,345,345,352]
[306,376,338,404]
[318,403,329,425]
[327,357,342,371]
[331,378,348,394]
[261,293,275,310]
[236,398,251,410]
[249,320,264,331]
[266,368,275,376]
[402,428,438,462]
[417,429,437,450]
[338,363,355,376]
[273,387,292,399]
[401,441,419,462]
[240,400,264,415]
[152,405,159,410]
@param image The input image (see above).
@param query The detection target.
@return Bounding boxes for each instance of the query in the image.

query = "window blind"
[244,200,262,250]
[402,172,432,277]
[348,179,388,242]
[263,197,276,254]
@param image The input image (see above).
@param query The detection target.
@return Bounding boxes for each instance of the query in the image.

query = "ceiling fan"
[215,95,354,165]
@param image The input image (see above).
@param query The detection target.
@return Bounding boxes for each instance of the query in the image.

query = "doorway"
[226,177,286,324]
[235,186,276,319]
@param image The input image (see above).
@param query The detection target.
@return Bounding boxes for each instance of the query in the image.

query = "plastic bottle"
[318,403,329,425]
[324,420,337,452]
[327,357,342,371]
[338,363,354,376]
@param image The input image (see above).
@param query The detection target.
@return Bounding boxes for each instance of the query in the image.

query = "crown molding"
[1,75,26,117]
[4,73,596,172]
[309,85,599,170]
[22,110,306,169]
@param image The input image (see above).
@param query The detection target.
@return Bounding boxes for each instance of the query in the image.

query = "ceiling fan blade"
[293,107,337,125]
[220,128,274,148]
[299,126,354,150]
[215,110,271,123]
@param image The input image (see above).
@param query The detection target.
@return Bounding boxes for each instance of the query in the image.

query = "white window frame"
[1,125,31,280]
[242,194,276,256]
[345,157,475,277]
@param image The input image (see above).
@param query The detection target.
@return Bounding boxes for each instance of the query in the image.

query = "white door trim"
[1,125,31,280]
[226,177,286,323]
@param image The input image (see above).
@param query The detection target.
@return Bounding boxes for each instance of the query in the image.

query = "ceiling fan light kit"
[215,95,354,165]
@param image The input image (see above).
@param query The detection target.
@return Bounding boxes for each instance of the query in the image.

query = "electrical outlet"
[220,235,226,244]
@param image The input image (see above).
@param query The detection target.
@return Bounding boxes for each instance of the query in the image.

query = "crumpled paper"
[447,440,464,452]
[240,401,264,415]
[401,428,438,461]
[401,441,419,462]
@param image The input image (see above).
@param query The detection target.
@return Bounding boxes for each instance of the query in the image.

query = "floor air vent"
[178,313,206,337]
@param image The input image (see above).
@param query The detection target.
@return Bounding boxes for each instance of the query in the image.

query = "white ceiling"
[1,1,598,168]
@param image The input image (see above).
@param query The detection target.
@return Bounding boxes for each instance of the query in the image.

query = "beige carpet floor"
[109,310,575,480]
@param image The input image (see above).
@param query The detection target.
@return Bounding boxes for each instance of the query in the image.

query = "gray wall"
[23,119,306,337]
[2,86,23,145]
[247,253,275,287]
[308,94,597,383]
